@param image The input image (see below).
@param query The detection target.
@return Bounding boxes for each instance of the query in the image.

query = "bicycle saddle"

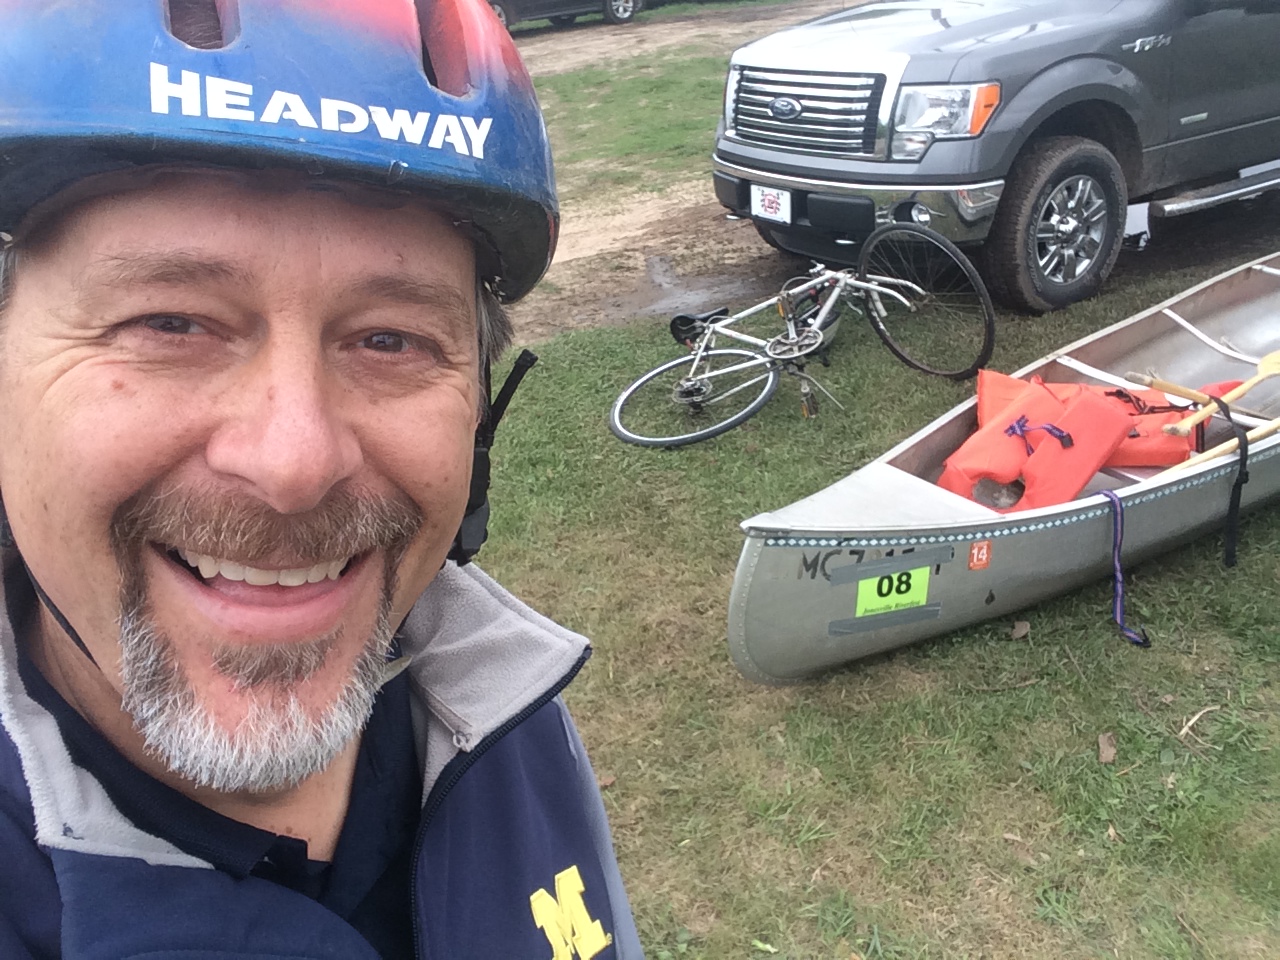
[670,308,727,346]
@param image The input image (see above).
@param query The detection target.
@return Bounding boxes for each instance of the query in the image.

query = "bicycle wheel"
[610,348,780,447]
[857,223,995,379]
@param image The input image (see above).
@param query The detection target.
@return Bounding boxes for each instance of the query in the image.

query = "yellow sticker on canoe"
[855,566,931,617]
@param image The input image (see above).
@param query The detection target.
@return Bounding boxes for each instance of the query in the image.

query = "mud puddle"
[607,253,803,320]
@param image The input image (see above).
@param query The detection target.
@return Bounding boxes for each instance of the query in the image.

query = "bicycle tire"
[610,348,780,447]
[857,223,996,380]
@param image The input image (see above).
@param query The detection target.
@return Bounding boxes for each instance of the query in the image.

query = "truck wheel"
[603,0,639,23]
[489,1,512,27]
[985,136,1127,313]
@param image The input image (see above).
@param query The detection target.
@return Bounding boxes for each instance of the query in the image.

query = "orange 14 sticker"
[968,540,991,571]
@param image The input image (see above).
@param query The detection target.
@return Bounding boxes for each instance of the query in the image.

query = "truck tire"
[984,136,1127,313]
[603,0,639,23]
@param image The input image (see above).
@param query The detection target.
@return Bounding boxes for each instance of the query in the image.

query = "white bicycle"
[609,223,996,448]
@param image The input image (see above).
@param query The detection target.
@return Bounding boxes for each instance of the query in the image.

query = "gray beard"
[105,480,420,793]
[117,595,395,793]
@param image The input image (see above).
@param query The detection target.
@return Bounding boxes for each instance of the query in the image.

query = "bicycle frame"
[690,266,918,357]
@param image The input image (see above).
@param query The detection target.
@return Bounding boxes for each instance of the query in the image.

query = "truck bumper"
[713,155,1005,253]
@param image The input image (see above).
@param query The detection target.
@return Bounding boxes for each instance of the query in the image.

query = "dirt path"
[515,0,852,77]
[507,2,840,342]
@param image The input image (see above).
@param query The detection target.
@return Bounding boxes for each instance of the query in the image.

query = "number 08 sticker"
[855,566,930,617]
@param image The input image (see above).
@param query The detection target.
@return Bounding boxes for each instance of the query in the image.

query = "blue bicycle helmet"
[0,0,557,301]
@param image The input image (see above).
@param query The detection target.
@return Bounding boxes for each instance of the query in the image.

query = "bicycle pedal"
[800,381,818,419]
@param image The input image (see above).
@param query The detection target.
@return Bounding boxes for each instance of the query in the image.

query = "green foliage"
[533,55,729,201]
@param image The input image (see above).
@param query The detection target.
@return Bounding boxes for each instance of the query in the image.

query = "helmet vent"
[167,0,239,50]
[411,1,441,89]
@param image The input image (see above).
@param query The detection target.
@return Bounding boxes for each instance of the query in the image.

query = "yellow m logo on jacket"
[529,865,612,960]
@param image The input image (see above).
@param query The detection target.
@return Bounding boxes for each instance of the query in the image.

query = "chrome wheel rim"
[609,0,634,17]
[1034,174,1108,285]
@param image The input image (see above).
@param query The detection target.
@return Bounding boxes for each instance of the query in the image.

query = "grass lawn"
[488,46,1280,959]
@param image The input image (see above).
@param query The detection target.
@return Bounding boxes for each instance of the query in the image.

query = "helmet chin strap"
[447,348,538,566]
[0,501,100,668]
[0,348,539,672]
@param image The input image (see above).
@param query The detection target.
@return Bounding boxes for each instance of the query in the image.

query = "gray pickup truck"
[712,0,1280,311]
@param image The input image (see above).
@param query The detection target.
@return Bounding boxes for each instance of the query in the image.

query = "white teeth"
[174,549,350,588]
[277,568,309,587]
[220,561,246,582]
[243,566,276,586]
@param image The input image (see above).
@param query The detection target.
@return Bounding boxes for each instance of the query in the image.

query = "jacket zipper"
[410,648,591,959]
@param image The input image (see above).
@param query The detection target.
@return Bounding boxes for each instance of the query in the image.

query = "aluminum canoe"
[728,251,1280,684]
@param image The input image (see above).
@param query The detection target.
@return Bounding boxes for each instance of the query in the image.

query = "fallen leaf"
[751,939,779,954]
[1178,704,1220,738]
[1098,732,1118,765]
[1107,823,1123,843]
[1010,620,1031,640]
[1159,693,1176,705]
[1002,832,1025,843]
[597,774,616,790]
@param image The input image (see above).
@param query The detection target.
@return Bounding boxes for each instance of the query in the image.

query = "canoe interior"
[749,254,1280,535]
[891,262,1280,485]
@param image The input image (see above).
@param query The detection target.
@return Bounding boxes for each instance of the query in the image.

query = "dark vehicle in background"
[490,0,639,28]
[712,0,1280,312]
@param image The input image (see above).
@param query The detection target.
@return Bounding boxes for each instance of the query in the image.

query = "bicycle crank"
[765,326,823,360]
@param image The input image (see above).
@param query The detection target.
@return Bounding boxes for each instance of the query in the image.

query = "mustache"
[109,481,423,566]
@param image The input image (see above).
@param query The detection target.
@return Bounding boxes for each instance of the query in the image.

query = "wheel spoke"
[1060,248,1079,281]
[1080,197,1107,225]
[1039,244,1063,275]
[1078,233,1102,259]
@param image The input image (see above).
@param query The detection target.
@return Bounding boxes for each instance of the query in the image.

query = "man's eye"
[142,315,202,335]
[362,332,410,353]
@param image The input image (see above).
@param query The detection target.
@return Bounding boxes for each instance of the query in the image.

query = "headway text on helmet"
[149,63,493,159]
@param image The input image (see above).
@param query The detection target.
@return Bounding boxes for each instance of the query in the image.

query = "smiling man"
[0,2,640,959]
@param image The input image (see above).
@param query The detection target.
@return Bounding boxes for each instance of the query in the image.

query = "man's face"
[0,173,481,789]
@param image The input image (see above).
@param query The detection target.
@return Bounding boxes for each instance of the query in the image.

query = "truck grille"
[731,68,885,157]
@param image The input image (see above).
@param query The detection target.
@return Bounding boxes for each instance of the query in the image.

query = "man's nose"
[203,342,363,514]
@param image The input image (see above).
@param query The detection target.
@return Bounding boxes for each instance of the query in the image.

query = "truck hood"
[732,0,1126,76]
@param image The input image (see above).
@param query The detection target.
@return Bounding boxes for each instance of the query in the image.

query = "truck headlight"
[724,65,742,130]
[891,83,1000,160]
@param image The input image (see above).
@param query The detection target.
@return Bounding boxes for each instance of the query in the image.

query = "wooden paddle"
[1123,372,1268,420]
[1160,414,1280,474]
[1161,350,1280,437]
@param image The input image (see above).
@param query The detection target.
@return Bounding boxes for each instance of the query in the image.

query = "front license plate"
[750,184,791,224]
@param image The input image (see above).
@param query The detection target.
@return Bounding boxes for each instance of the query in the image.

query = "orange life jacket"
[974,370,1200,468]
[938,378,1134,512]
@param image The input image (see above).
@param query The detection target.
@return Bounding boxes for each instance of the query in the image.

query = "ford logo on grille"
[768,97,803,120]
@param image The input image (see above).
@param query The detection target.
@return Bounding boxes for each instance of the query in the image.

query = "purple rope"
[1004,415,1074,456]
[1100,490,1151,648]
